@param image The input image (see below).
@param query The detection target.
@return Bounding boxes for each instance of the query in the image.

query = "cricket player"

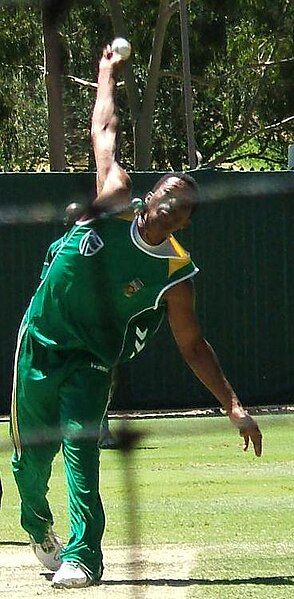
[11,45,262,589]
[42,202,118,451]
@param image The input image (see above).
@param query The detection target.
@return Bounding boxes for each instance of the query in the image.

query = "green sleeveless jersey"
[27,217,199,368]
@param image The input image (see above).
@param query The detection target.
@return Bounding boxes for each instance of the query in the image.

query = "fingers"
[101,44,124,66]
[240,427,262,457]
[242,434,249,452]
[102,45,113,60]
[252,428,263,457]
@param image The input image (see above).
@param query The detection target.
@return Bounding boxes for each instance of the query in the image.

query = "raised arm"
[164,280,262,456]
[91,46,131,210]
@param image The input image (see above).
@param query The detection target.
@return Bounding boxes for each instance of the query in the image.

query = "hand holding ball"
[111,38,131,60]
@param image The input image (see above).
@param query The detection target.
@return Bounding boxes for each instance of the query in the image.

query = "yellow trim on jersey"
[168,236,191,276]
[168,255,191,276]
[117,212,134,222]
[11,382,21,458]
[169,235,190,258]
[10,321,27,458]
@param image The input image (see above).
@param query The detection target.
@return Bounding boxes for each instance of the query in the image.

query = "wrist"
[98,68,114,84]
[99,63,113,73]
[225,397,247,421]
[228,403,251,430]
[98,62,116,83]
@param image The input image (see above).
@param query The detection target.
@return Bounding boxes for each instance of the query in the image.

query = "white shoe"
[52,562,94,588]
[30,525,63,572]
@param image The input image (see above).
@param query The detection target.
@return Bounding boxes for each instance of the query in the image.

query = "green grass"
[1,414,293,598]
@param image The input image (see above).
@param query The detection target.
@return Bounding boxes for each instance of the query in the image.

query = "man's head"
[63,202,83,228]
[143,173,199,238]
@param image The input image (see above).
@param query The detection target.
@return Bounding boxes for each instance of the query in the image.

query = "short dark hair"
[152,172,199,214]
[64,202,83,228]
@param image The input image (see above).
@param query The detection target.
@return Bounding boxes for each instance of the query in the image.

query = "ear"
[144,191,153,204]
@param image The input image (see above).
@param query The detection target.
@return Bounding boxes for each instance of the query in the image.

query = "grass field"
[0,413,293,598]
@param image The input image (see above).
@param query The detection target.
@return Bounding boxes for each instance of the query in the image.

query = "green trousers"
[11,328,111,578]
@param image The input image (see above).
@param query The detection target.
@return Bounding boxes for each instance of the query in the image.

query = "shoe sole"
[52,579,93,589]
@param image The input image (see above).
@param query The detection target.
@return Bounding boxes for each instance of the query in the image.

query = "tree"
[200,0,294,167]
[42,0,67,171]
[52,0,294,170]
[0,0,293,172]
[107,0,190,169]
[0,3,48,171]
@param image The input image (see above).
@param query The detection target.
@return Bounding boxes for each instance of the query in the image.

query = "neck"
[137,215,167,246]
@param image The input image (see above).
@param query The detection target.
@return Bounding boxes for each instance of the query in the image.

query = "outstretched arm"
[91,46,131,208]
[165,280,262,456]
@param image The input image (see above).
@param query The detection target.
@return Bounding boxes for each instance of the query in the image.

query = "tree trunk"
[133,0,171,169]
[42,6,66,171]
[107,0,174,170]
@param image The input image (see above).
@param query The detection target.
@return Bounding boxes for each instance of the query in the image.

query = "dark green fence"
[0,170,293,413]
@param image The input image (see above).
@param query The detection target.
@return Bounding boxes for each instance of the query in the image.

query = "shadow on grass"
[103,577,294,587]
[101,446,160,451]
[42,573,293,586]
[0,541,30,546]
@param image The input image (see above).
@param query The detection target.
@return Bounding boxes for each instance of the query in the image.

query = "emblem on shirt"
[123,278,144,297]
[79,230,104,257]
[129,326,148,359]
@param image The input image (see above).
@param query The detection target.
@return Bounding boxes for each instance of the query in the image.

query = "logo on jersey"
[129,326,148,359]
[79,230,104,257]
[90,361,109,373]
[123,278,144,297]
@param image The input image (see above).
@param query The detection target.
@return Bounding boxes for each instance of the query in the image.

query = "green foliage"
[0,0,293,171]
[0,4,47,169]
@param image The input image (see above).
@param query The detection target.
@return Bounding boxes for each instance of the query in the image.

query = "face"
[145,177,192,236]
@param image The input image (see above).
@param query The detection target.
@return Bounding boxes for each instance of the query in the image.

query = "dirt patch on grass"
[0,544,198,599]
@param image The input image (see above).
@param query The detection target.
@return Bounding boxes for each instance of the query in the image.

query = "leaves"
[0,0,293,171]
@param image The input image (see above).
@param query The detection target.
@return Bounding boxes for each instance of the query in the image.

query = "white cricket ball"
[111,37,131,60]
